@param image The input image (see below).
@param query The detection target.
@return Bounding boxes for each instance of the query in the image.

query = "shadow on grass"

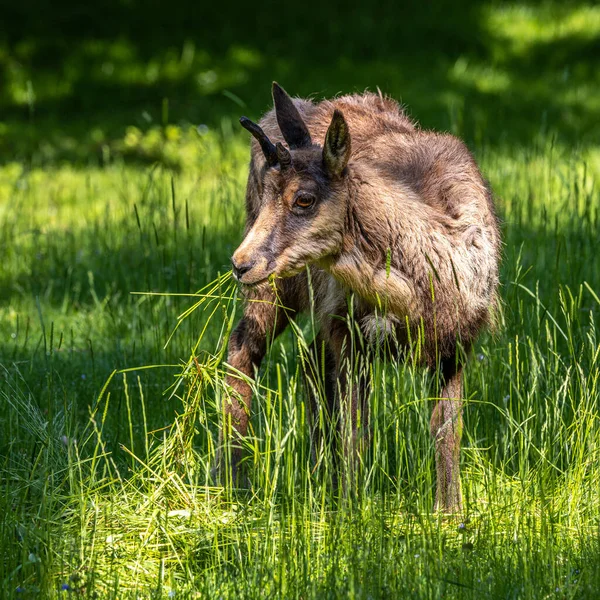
[1,0,599,164]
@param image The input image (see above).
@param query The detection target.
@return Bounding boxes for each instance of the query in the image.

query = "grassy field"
[2,1,600,598]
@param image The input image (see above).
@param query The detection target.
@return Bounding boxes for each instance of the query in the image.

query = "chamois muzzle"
[231,257,255,281]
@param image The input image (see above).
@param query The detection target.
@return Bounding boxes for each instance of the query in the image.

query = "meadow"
[1,1,600,598]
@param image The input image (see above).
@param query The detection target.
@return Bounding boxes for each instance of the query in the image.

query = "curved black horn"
[272,82,312,148]
[239,117,278,167]
[276,142,292,170]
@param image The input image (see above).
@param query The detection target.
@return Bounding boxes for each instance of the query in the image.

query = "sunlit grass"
[1,1,600,593]
[483,3,600,56]
[1,122,599,597]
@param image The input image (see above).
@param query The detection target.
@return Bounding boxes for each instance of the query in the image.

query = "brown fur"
[219,84,501,512]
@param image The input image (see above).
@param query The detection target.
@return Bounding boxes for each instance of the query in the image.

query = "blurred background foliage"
[0,0,599,411]
[1,0,599,167]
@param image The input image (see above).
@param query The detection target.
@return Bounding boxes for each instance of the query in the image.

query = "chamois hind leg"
[430,361,464,512]
[214,284,293,484]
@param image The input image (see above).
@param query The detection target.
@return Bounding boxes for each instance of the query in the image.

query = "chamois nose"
[231,257,254,281]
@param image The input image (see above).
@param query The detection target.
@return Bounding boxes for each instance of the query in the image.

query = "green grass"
[2,1,600,598]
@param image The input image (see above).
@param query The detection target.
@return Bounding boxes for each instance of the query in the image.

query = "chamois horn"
[239,117,278,167]
[276,142,292,170]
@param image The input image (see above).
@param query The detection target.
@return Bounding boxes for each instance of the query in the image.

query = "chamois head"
[232,83,352,285]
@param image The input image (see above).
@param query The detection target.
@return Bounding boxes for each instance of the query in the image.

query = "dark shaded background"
[2,0,599,164]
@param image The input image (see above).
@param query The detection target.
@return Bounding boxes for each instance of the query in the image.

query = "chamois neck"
[343,162,442,272]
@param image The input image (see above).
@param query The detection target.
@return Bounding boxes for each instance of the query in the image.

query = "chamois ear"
[272,82,312,149]
[323,110,351,177]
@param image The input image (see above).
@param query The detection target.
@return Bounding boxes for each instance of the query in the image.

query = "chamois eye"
[294,192,316,209]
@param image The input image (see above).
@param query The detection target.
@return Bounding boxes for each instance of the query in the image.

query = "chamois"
[219,82,500,511]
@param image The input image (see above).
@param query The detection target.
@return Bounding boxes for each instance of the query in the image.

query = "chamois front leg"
[328,320,370,485]
[430,363,463,512]
[215,285,290,484]
[304,335,337,463]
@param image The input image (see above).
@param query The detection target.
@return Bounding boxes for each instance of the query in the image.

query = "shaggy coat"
[220,83,500,511]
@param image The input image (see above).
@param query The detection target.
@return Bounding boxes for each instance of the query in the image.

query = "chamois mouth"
[231,253,276,286]
[235,264,301,287]
[237,275,272,288]
[234,267,276,287]
[232,256,308,287]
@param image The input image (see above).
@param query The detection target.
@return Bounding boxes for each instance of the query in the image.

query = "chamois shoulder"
[327,92,416,137]
[409,132,491,219]
[368,131,490,221]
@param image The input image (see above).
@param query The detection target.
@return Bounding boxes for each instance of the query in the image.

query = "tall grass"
[1,123,600,596]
